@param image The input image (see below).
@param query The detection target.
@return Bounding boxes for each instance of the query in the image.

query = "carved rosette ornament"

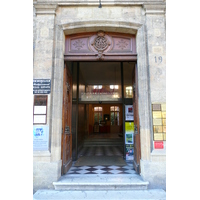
[90,31,112,60]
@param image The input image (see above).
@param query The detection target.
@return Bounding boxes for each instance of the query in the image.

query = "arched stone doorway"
[51,22,151,179]
[59,29,149,175]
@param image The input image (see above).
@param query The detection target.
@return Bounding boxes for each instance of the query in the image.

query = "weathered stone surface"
[33,160,62,190]
[140,160,166,190]
[33,1,166,191]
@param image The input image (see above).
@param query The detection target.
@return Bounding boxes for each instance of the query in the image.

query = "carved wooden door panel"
[133,63,141,173]
[61,63,72,175]
[65,31,137,61]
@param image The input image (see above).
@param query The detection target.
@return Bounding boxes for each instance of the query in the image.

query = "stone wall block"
[55,25,64,42]
[140,160,166,190]
[33,63,52,79]
[33,161,62,190]
[77,7,93,19]
[54,41,64,59]
[122,6,138,18]
[140,129,151,160]
[110,7,122,19]
[145,13,166,103]
[53,59,64,80]
[91,7,111,19]
[59,6,78,20]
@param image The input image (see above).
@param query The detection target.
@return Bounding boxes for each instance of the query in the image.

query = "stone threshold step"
[53,174,149,190]
[33,189,166,200]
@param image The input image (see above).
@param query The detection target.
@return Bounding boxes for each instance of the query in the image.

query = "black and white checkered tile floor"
[78,146,123,157]
[67,146,136,175]
[67,162,136,175]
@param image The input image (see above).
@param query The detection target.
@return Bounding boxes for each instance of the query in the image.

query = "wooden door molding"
[133,63,141,173]
[65,31,137,61]
[61,63,73,175]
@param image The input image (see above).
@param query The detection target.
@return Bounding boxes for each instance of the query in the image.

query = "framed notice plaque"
[33,79,51,94]
[33,95,47,124]
[152,111,162,119]
[154,133,164,141]
[152,103,166,143]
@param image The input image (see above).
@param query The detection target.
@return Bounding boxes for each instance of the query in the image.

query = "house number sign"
[155,56,162,63]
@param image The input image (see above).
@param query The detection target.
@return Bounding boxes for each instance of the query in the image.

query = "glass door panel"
[79,62,122,102]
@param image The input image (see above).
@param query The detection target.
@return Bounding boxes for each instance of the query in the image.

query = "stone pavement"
[33,189,166,200]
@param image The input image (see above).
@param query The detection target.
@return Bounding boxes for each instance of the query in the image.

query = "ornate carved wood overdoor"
[65,31,137,61]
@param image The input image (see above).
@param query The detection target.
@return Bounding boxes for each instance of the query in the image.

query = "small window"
[110,106,120,125]
[33,95,47,124]
[125,86,133,98]
[94,106,103,123]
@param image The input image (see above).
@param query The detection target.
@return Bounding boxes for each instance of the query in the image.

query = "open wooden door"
[61,63,72,175]
[133,63,141,173]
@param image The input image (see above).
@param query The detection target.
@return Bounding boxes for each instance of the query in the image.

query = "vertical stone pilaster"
[136,24,151,161]
[50,24,65,162]
[33,3,63,189]
[139,4,166,189]
[143,4,166,103]
[33,4,62,162]
[33,4,58,79]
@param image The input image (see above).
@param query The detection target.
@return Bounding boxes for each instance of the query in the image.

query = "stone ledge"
[143,4,166,14]
[35,0,165,6]
[150,150,166,162]
[33,150,51,157]
[34,4,58,15]
[33,151,51,162]
[151,149,166,156]
[61,20,143,35]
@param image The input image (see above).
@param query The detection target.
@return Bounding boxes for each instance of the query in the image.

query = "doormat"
[74,156,126,166]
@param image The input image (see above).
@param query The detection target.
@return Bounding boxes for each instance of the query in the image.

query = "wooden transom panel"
[65,31,137,61]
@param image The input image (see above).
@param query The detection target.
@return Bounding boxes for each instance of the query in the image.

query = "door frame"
[65,60,139,167]
[61,31,144,175]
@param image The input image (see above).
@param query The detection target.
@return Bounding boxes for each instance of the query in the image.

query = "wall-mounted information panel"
[33,79,51,94]
[33,95,47,124]
[152,103,166,141]
[33,125,49,151]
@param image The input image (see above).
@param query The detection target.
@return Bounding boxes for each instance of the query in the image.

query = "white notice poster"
[34,106,46,114]
[125,105,134,121]
[33,115,46,124]
[33,125,49,151]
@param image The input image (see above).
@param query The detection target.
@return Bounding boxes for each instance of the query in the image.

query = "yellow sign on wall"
[152,103,166,141]
[125,122,134,144]
[125,122,134,133]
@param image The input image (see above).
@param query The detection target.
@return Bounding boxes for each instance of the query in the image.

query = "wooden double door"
[61,31,141,175]
[61,62,141,175]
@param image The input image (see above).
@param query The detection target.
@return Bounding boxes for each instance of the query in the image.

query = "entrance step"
[53,174,149,190]
[83,138,123,147]
[33,189,166,200]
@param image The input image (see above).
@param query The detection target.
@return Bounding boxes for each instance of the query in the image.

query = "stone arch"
[62,20,143,35]
[51,19,151,174]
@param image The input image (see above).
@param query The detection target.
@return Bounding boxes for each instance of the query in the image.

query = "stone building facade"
[33,0,166,191]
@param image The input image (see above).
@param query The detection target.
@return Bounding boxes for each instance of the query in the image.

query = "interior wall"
[88,104,123,134]
[78,104,86,148]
